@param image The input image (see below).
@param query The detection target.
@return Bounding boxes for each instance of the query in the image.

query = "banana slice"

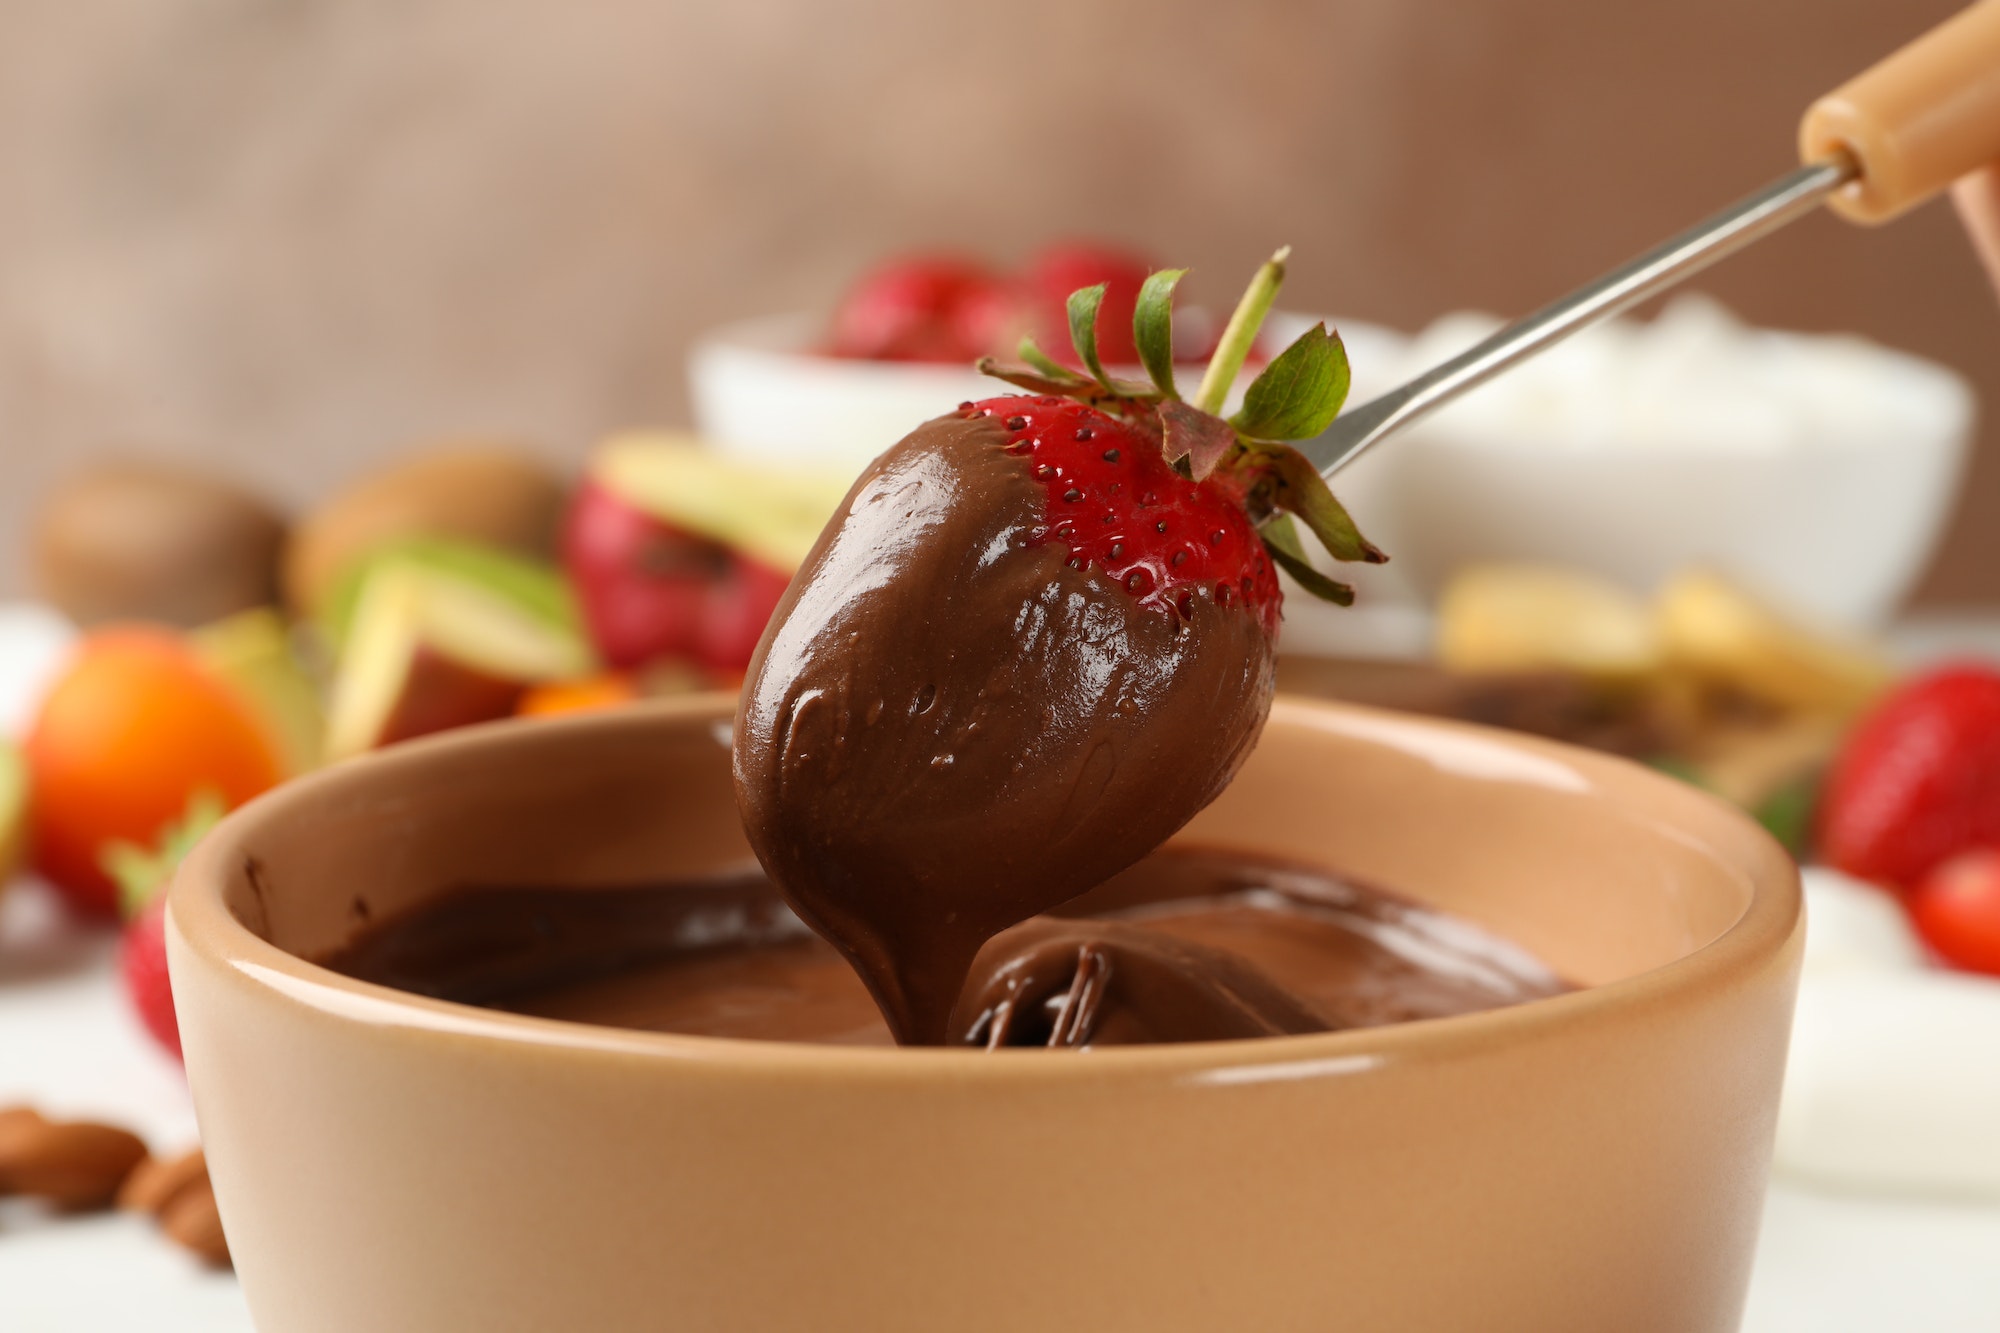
[1657,569,1893,715]
[1436,563,1661,678]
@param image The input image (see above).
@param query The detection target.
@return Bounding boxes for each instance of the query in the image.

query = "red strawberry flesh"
[122,896,182,1060]
[985,394,1282,637]
[1819,663,2000,890]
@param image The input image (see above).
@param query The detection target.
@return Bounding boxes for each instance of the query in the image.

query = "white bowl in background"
[1359,297,1976,631]
[690,312,998,478]
[686,311,1419,651]
[688,310,1409,474]
[689,297,1969,638]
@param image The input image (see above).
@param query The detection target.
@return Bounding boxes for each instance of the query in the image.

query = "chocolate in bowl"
[311,847,1570,1047]
[169,694,1800,1333]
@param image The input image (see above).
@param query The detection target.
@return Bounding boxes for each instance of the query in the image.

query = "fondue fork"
[1304,0,2000,480]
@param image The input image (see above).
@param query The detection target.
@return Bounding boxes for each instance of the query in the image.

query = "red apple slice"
[326,562,593,759]
[566,436,848,672]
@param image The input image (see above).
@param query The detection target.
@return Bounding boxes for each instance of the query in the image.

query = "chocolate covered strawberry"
[736,250,1380,1044]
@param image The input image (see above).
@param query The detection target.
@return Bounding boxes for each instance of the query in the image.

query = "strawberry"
[954,393,1284,633]
[121,897,180,1060]
[826,254,1011,363]
[103,793,226,1063]
[1908,846,2000,975]
[1020,241,1153,368]
[736,249,1380,1043]
[1818,663,2000,890]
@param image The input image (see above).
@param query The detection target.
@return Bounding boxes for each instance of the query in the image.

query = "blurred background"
[0,0,1991,602]
[6,2,2000,1327]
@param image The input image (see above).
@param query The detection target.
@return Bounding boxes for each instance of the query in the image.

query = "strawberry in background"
[1019,241,1155,368]
[826,255,1013,363]
[1909,846,2000,976]
[1818,661,2000,979]
[103,792,227,1061]
[1819,663,2000,891]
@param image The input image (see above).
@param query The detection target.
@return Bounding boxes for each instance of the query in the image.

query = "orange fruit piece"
[25,627,283,917]
[515,673,640,719]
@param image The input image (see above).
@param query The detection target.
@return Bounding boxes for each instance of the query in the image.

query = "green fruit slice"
[324,557,595,760]
[322,537,581,648]
[190,608,327,775]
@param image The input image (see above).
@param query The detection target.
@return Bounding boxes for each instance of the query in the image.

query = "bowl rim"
[171,693,1801,1086]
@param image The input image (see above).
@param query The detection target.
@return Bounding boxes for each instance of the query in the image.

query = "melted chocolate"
[734,412,1276,1043]
[316,848,1568,1047]
[956,917,1328,1048]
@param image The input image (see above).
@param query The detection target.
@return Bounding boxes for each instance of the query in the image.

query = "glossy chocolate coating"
[732,411,1276,1043]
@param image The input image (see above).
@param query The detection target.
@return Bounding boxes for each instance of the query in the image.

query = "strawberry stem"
[1193,247,1289,415]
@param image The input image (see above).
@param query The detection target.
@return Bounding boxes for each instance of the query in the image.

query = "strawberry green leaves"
[975,358,1086,397]
[1066,284,1115,391]
[1260,514,1355,606]
[1139,272,1231,479]
[1194,247,1288,415]
[978,333,1106,397]
[1232,323,1351,442]
[973,245,1387,612]
[1018,336,1085,385]
[976,283,1158,400]
[1159,399,1237,482]
[1065,285,1156,398]
[1133,268,1187,400]
[1248,442,1386,565]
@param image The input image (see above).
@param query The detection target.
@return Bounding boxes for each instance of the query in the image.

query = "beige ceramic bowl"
[170,695,1801,1333]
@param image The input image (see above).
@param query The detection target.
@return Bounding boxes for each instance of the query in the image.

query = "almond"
[118,1147,209,1215]
[160,1177,231,1267]
[0,1105,52,1195]
[3,1120,148,1210]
